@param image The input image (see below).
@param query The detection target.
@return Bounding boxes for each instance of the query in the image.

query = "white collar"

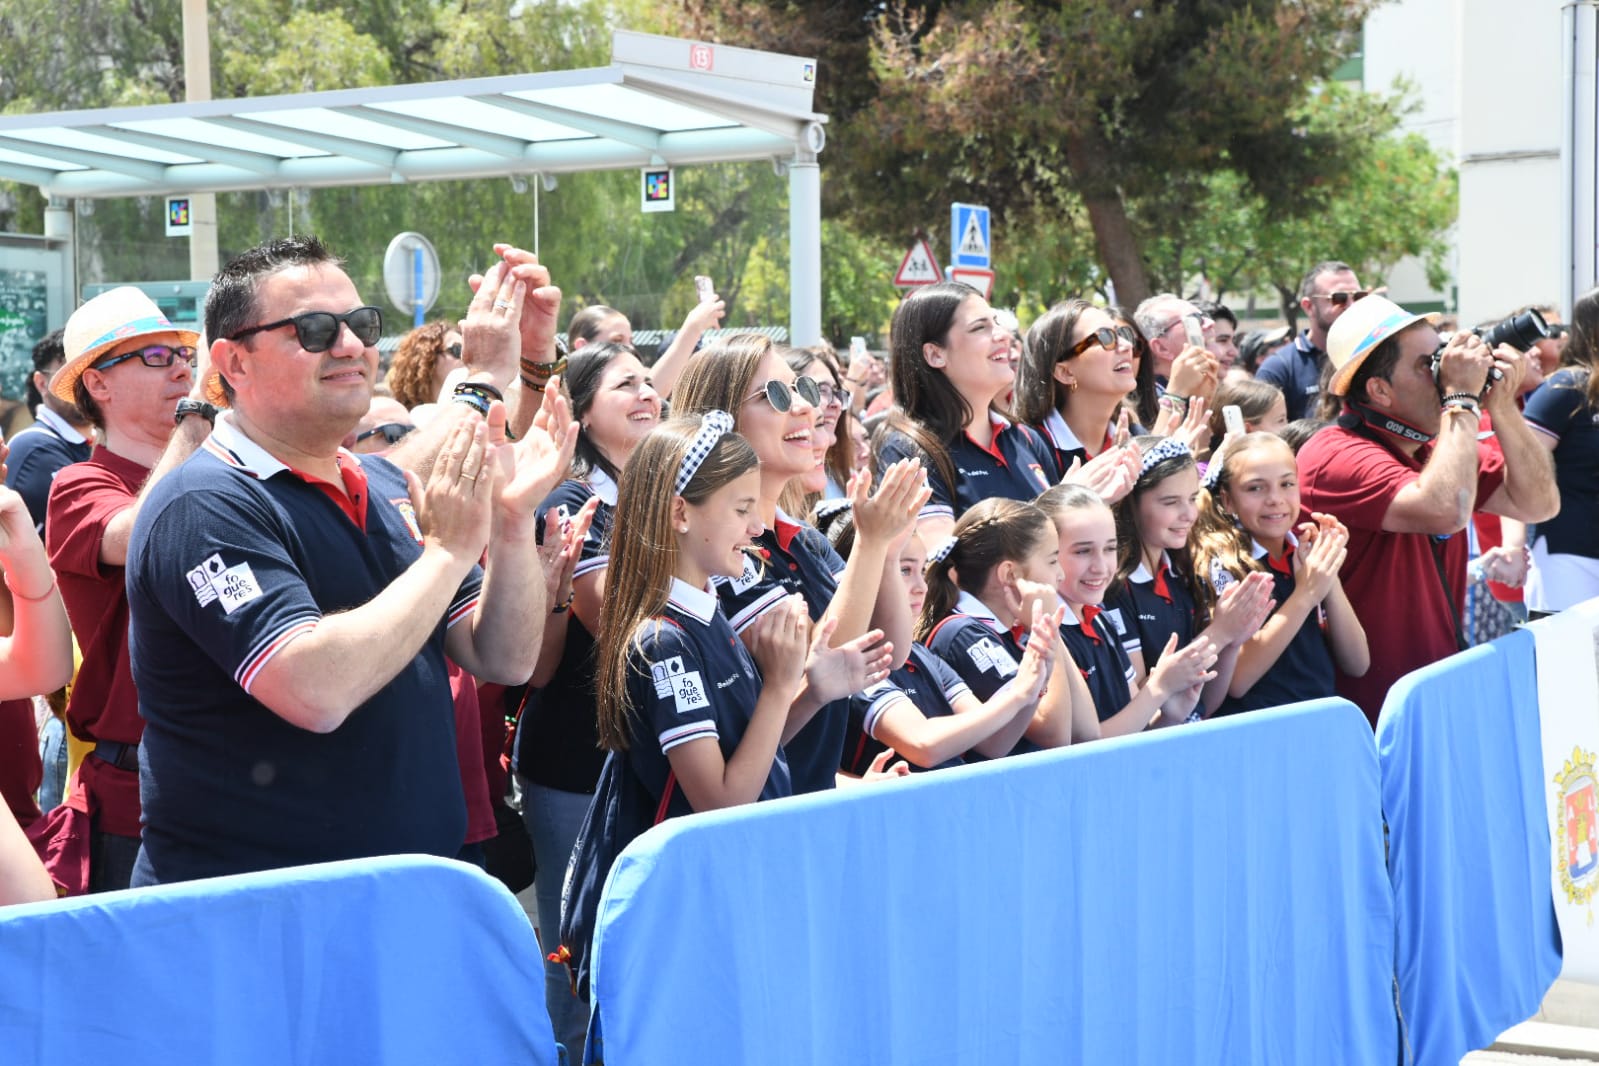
[206,411,362,480]
[1041,408,1085,452]
[1128,550,1172,584]
[954,590,1003,629]
[1250,529,1299,560]
[33,406,89,444]
[589,466,618,507]
[667,577,719,625]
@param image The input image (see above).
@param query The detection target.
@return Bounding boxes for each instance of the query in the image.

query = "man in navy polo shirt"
[126,236,569,885]
[1257,261,1365,421]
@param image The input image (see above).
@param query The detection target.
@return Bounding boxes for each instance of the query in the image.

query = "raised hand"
[489,378,580,534]
[459,260,525,388]
[1014,604,1064,701]
[1205,571,1274,647]
[1013,578,1061,631]
[1292,517,1348,603]
[405,415,495,565]
[750,594,814,692]
[537,496,599,604]
[804,616,894,703]
[490,243,563,368]
[1147,633,1220,703]
[851,459,931,549]
[1173,394,1213,454]
[1064,444,1141,504]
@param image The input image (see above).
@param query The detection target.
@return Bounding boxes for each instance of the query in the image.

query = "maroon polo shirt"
[46,446,148,838]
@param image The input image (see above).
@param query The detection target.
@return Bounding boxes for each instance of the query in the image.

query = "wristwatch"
[174,398,218,426]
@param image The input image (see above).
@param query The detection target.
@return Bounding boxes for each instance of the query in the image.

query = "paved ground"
[1460,982,1599,1063]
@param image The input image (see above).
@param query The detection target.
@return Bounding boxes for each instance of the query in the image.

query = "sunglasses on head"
[355,422,415,446]
[748,375,821,413]
[91,343,197,372]
[1312,290,1370,307]
[1065,325,1137,360]
[228,306,384,352]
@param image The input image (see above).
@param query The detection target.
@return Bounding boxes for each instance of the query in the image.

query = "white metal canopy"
[0,30,828,342]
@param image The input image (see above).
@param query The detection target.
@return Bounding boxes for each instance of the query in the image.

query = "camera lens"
[1478,308,1551,352]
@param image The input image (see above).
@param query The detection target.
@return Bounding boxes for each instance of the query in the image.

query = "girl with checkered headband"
[1102,437,1273,719]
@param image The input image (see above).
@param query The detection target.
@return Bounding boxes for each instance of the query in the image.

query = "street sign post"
[950,203,991,269]
[949,266,995,299]
[894,237,944,288]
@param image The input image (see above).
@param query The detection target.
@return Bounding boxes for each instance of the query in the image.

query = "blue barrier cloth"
[591,699,1396,1065]
[1378,629,1561,1066]
[0,855,561,1065]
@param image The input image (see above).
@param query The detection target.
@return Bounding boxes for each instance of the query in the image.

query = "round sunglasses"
[747,375,822,413]
[228,306,384,352]
[91,343,197,372]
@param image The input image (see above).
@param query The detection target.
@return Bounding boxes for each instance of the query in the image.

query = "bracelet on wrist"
[551,592,575,615]
[4,574,56,603]
[521,355,567,377]
[450,387,493,416]
[520,374,545,393]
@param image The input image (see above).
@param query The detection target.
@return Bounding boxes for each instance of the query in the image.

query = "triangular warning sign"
[894,239,944,287]
[958,212,988,259]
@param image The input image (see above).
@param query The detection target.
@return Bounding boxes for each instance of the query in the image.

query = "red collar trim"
[1265,545,1294,576]
[964,416,1011,466]
[287,454,369,532]
[1078,604,1103,644]
[773,515,803,553]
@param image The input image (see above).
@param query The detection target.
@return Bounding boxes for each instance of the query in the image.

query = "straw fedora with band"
[1325,294,1441,398]
[49,287,201,405]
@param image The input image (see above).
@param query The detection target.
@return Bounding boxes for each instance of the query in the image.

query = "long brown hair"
[1108,436,1204,617]
[1015,298,1095,425]
[1559,286,1599,409]
[595,415,759,750]
[672,333,773,426]
[876,282,983,495]
[915,497,1054,643]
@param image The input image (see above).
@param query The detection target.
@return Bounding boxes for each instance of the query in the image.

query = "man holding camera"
[1297,295,1559,724]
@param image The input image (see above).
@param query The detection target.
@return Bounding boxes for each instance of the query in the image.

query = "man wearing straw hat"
[1296,294,1559,724]
[39,287,215,892]
[123,235,571,885]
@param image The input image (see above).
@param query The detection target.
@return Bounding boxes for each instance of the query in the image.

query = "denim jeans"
[38,714,67,813]
[519,779,594,1063]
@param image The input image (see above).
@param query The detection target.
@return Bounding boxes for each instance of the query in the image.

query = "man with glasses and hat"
[1258,260,1368,421]
[123,235,572,886]
[40,286,215,891]
[1296,294,1559,725]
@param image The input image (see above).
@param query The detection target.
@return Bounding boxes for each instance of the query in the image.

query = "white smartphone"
[694,275,716,304]
[1182,315,1206,349]
[1223,404,1246,438]
[850,336,867,360]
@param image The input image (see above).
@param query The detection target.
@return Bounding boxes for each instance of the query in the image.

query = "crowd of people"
[0,242,1582,1058]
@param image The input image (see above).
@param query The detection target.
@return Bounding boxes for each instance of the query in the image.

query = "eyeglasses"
[746,375,821,413]
[1161,312,1213,336]
[355,422,415,446]
[1065,325,1137,360]
[444,342,463,360]
[1310,290,1370,307]
[91,343,197,372]
[813,381,852,407]
[228,306,384,352]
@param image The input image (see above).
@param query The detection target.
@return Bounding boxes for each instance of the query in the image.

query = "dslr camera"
[1431,308,1551,392]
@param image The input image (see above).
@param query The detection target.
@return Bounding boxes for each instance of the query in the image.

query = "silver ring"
[493,300,513,311]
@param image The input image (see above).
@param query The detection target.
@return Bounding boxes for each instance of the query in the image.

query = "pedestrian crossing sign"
[951,203,990,268]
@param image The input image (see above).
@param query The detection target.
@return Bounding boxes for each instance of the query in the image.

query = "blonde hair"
[595,415,759,750]
[1189,432,1295,611]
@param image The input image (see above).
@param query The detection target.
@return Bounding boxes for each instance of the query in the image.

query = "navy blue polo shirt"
[925,592,1038,757]
[1523,369,1599,559]
[1102,552,1197,668]
[514,470,617,794]
[714,509,848,794]
[843,643,972,774]
[1256,332,1326,422]
[126,415,482,885]
[1034,409,1113,481]
[1211,537,1335,716]
[6,407,92,535]
[1059,602,1137,722]
[622,578,791,819]
[878,415,1055,522]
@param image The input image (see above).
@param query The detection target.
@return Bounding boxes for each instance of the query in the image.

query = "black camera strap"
[1338,404,1470,653]
[1338,401,1435,445]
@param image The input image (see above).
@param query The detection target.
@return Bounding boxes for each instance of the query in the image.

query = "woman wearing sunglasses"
[385,320,463,410]
[674,334,927,793]
[874,282,1057,544]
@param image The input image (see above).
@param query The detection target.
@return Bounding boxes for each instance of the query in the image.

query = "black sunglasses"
[1312,290,1370,308]
[747,375,821,413]
[355,422,415,446]
[91,343,197,372]
[229,306,384,352]
[1065,325,1137,360]
[445,342,463,360]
